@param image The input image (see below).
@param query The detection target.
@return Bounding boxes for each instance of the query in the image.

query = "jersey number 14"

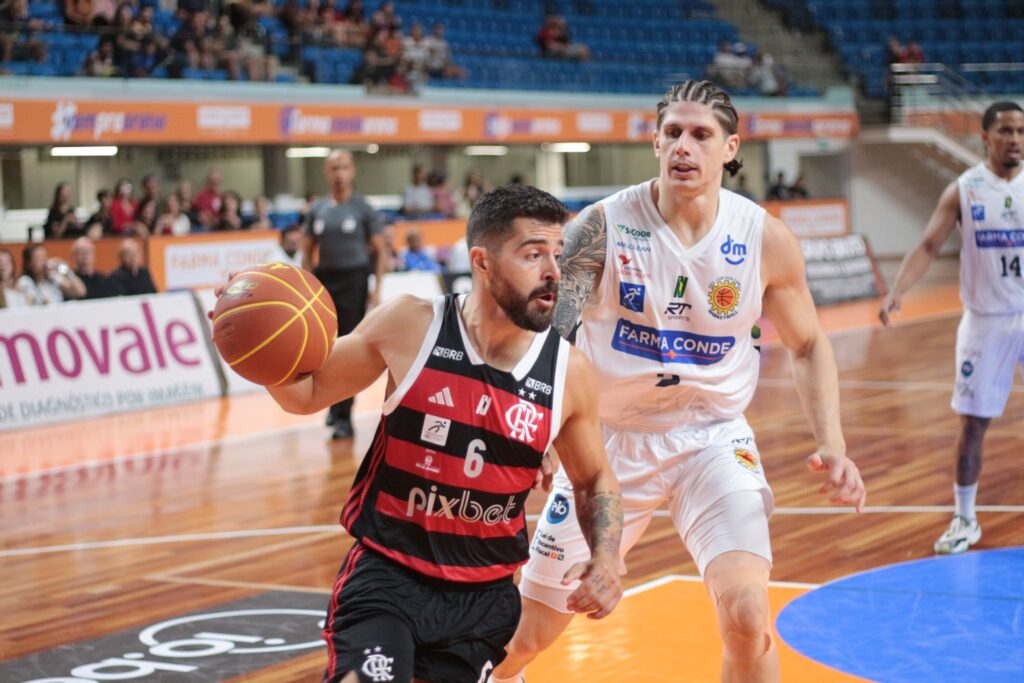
[1000,255,1022,277]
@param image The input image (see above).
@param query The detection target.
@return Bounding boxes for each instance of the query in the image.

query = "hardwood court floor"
[2,279,1022,681]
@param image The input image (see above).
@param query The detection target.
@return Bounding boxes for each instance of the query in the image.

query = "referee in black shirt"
[304,149,387,439]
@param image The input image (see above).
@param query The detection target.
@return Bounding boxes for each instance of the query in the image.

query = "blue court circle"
[777,547,1024,682]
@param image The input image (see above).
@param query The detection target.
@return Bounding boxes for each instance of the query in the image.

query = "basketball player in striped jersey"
[880,101,1024,555]
[265,185,623,683]
[491,81,866,683]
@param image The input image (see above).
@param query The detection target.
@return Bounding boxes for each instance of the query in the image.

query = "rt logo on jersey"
[721,235,747,265]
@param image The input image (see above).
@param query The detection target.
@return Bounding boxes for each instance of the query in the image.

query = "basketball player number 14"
[1000,255,1022,277]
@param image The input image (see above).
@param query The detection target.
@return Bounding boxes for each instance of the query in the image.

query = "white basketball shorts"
[521,416,774,613]
[952,309,1024,418]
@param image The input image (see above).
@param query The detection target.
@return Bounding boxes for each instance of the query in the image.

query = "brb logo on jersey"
[619,282,646,312]
[707,277,741,319]
[720,235,747,265]
[546,493,571,524]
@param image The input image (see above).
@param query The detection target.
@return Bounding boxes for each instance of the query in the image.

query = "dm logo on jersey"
[720,235,747,265]
[546,493,571,524]
[505,400,541,443]
[961,360,974,377]
[707,277,741,319]
[619,282,646,312]
[612,318,735,365]
[734,448,759,471]
[971,204,986,221]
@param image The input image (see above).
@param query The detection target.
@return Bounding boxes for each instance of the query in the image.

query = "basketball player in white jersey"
[879,101,1024,555]
[490,80,866,683]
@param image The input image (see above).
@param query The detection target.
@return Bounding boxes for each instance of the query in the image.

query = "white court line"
[623,573,819,595]
[4,505,1022,558]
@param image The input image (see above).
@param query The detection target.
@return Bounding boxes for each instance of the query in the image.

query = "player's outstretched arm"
[552,348,623,619]
[879,180,960,327]
[268,295,427,414]
[553,204,607,340]
[762,215,867,512]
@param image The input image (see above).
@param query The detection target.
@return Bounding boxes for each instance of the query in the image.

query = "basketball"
[211,263,338,386]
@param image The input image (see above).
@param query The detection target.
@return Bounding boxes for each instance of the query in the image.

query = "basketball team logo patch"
[707,277,741,319]
[735,448,759,471]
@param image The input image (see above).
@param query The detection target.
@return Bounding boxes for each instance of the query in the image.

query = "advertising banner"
[801,234,884,306]
[149,231,280,292]
[0,98,859,145]
[764,200,850,238]
[0,293,223,431]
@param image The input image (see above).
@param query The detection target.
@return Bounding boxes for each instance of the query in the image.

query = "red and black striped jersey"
[341,293,570,584]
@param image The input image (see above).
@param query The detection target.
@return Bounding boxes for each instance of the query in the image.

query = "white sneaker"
[933,514,981,554]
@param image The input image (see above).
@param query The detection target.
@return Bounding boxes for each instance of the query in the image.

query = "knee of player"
[716,583,772,660]
[505,628,549,660]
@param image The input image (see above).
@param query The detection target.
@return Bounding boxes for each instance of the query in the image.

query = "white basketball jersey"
[576,180,765,432]
[957,164,1024,314]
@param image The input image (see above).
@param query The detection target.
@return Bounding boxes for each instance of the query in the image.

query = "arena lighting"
[465,145,508,156]
[285,146,331,158]
[49,146,119,157]
[366,143,380,153]
[545,142,591,153]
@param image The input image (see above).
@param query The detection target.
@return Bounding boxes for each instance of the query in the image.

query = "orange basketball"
[211,263,338,386]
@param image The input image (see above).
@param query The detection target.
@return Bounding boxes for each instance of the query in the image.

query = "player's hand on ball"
[806,451,866,513]
[562,555,622,620]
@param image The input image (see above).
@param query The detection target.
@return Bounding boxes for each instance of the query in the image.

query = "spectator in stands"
[109,238,157,295]
[903,41,925,64]
[402,23,429,86]
[767,171,789,200]
[155,194,192,236]
[370,0,400,33]
[338,0,370,47]
[535,14,590,61]
[45,182,83,240]
[64,0,93,27]
[1,0,47,64]
[461,169,491,214]
[174,179,201,229]
[111,178,136,234]
[402,164,433,216]
[424,22,463,79]
[84,38,119,77]
[0,247,29,309]
[380,223,402,272]
[193,169,224,229]
[247,195,274,230]
[216,191,245,230]
[139,173,160,205]
[131,197,157,237]
[86,189,114,238]
[399,227,441,273]
[444,237,470,274]
[90,0,116,26]
[268,225,305,268]
[428,169,456,218]
[17,244,86,305]
[710,39,750,89]
[788,175,810,199]
[71,236,120,299]
[749,50,781,96]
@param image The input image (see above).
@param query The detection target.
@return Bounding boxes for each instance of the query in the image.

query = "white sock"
[954,482,978,521]
[488,673,524,683]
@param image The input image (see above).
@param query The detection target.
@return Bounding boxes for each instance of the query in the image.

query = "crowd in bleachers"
[764,0,1024,98]
[0,0,824,95]
[42,169,275,241]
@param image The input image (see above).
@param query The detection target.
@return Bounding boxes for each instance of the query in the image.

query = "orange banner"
[763,199,850,238]
[0,98,859,145]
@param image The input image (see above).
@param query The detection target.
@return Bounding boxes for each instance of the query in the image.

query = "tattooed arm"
[554,204,608,340]
[553,346,623,619]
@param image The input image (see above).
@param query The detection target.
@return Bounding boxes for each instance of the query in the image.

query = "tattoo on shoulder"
[554,205,607,339]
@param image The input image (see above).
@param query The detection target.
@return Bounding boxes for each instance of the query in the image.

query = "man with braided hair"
[490,80,866,682]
